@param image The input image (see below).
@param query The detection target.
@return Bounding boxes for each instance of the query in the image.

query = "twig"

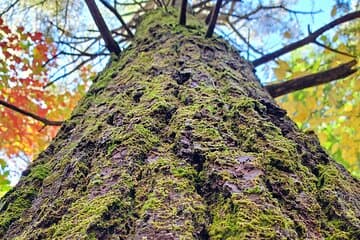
[62,0,70,37]
[228,21,263,55]
[227,5,321,21]
[205,8,213,24]
[114,1,149,6]
[45,55,97,88]
[179,0,187,25]
[265,60,357,98]
[252,11,360,67]
[0,99,63,126]
[0,0,20,17]
[205,0,223,38]
[227,0,236,18]
[85,0,121,55]
[314,40,355,58]
[247,28,250,60]
[99,0,134,38]
[154,0,163,8]
[161,0,168,12]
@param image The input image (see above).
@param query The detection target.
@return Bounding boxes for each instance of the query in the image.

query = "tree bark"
[1,9,359,239]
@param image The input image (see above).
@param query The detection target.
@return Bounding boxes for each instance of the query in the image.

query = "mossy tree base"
[1,9,359,239]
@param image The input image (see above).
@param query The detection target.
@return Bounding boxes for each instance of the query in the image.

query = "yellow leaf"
[284,31,292,39]
[290,71,308,79]
[343,103,353,112]
[273,60,290,80]
[331,5,337,17]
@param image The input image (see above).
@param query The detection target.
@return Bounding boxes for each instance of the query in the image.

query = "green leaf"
[0,158,7,169]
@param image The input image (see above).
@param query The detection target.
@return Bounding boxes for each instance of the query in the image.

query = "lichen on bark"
[0,8,359,240]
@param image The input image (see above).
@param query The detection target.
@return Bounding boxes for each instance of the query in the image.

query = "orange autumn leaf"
[0,18,90,163]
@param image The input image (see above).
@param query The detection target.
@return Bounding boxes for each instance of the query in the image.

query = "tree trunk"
[1,9,359,239]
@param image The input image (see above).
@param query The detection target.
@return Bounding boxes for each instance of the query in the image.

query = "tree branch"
[265,60,357,98]
[0,99,63,126]
[313,40,355,58]
[45,54,98,88]
[179,0,187,25]
[84,0,121,55]
[0,0,20,17]
[205,7,213,24]
[98,0,134,38]
[226,4,320,24]
[252,11,360,67]
[205,0,223,38]
[227,21,263,55]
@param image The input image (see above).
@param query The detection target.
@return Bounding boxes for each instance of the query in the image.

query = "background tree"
[277,16,360,178]
[0,0,359,238]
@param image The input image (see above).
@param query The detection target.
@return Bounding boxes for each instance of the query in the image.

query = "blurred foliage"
[0,158,11,197]
[0,18,94,196]
[275,4,359,178]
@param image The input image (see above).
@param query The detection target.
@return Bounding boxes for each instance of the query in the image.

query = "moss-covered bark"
[1,9,359,239]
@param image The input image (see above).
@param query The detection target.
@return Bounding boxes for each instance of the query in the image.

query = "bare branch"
[0,0,20,17]
[114,1,149,6]
[99,0,134,38]
[225,4,320,27]
[0,99,63,126]
[62,0,70,37]
[205,0,223,38]
[314,40,355,58]
[84,0,121,55]
[265,60,357,98]
[45,55,98,88]
[252,11,360,67]
[227,21,263,55]
[245,5,319,18]
[205,8,213,24]
[179,0,187,25]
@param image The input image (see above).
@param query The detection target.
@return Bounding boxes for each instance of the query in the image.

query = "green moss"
[133,124,160,145]
[88,174,103,187]
[42,170,62,187]
[193,122,222,141]
[140,193,162,214]
[171,165,198,180]
[29,165,50,181]
[134,157,207,237]
[317,165,342,189]
[0,187,37,236]
[234,97,258,110]
[135,8,206,39]
[209,196,296,239]
[325,231,350,240]
[106,143,117,156]
[49,195,120,238]
[110,123,160,160]
[244,186,263,194]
